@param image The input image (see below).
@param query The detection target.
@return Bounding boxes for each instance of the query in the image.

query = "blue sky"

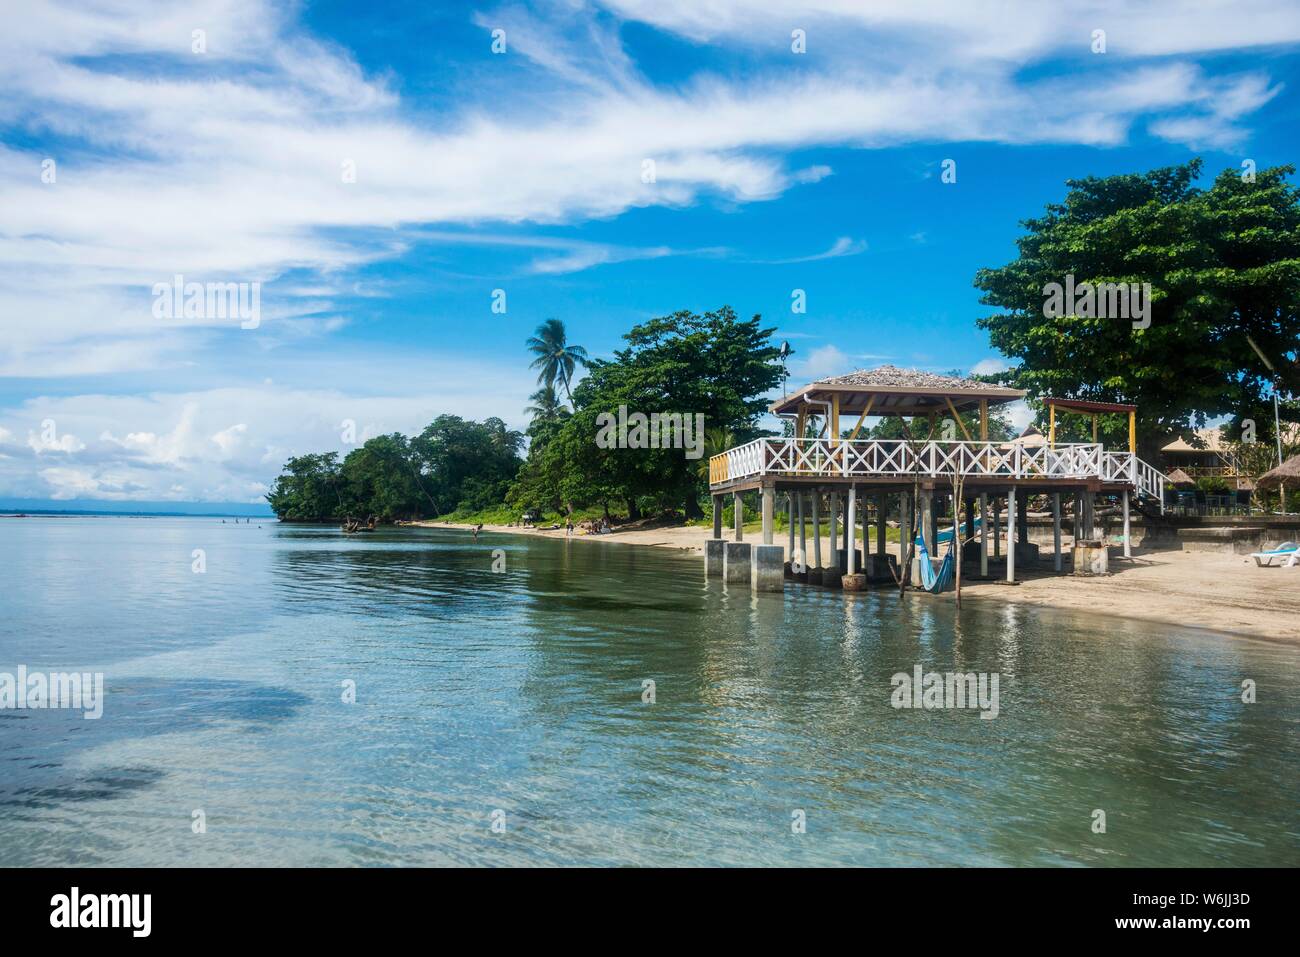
[2,0,1299,504]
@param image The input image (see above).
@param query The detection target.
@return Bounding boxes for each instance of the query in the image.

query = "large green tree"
[510,305,782,520]
[975,160,1300,457]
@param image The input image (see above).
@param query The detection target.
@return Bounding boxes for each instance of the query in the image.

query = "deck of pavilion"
[704,366,1170,593]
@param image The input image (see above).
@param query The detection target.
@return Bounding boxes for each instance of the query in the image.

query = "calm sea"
[1,516,1296,866]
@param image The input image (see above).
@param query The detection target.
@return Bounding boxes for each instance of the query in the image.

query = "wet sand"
[414,520,1300,643]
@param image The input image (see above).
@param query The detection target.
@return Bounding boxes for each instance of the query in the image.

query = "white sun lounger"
[1252,542,1300,567]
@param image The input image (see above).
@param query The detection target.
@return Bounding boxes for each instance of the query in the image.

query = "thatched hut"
[1254,453,1300,490]
[1165,468,1195,488]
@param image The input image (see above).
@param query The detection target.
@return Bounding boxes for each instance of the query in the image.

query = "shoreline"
[411,519,1300,644]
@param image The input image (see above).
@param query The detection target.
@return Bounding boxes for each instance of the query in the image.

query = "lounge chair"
[1252,542,1300,567]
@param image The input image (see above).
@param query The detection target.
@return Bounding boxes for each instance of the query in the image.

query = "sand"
[412,520,1299,644]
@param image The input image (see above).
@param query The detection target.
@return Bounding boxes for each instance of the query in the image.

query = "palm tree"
[697,427,736,481]
[527,318,589,402]
[525,385,564,424]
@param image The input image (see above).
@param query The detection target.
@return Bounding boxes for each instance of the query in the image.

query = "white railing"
[711,438,1168,497]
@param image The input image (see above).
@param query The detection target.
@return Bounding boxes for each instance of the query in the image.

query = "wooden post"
[811,490,821,570]
[847,487,857,575]
[1128,410,1136,454]
[787,493,795,557]
[733,492,743,542]
[979,399,989,441]
[1052,492,1062,571]
[1122,488,1131,558]
[901,492,913,586]
[1006,488,1017,583]
[992,498,1001,558]
[1048,402,1056,447]
[828,491,838,566]
[1092,413,1098,444]
[979,492,988,577]
[876,494,887,557]
[712,495,722,539]
[798,492,806,564]
[761,487,774,545]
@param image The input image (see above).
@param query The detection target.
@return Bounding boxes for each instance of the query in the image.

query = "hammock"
[933,515,980,544]
[912,537,955,593]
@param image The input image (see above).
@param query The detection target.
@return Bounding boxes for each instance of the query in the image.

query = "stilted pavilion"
[704,366,1169,593]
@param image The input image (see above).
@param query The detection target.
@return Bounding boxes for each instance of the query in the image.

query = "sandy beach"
[415,519,1300,643]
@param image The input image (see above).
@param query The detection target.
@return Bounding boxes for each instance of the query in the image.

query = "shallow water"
[1,516,1296,866]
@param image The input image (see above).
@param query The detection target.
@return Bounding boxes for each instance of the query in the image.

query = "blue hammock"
[913,537,955,593]
[932,515,979,545]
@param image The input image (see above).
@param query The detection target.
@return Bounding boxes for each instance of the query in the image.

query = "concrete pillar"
[761,487,775,546]
[841,494,850,558]
[843,485,865,591]
[752,544,784,592]
[1073,491,1082,540]
[978,492,988,578]
[1082,492,1095,540]
[733,492,744,542]
[876,494,887,557]
[1122,489,1131,558]
[1006,488,1016,583]
[1052,492,1062,572]
[705,539,725,577]
[724,542,752,583]
[711,495,722,539]
[847,487,857,574]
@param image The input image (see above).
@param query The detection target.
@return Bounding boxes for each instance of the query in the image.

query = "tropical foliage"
[975,159,1300,457]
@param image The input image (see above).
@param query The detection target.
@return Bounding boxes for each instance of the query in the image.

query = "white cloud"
[970,358,1013,377]
[0,1,1294,498]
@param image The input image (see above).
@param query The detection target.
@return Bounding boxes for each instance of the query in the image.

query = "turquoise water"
[1,516,1297,866]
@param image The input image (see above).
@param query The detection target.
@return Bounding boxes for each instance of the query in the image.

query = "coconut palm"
[525,385,564,425]
[696,427,736,481]
[527,318,589,402]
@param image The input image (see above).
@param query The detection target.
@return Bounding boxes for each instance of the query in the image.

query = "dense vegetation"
[266,306,783,523]
[265,417,523,521]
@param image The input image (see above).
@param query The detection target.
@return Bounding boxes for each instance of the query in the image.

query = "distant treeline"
[265,416,523,522]
[266,306,784,523]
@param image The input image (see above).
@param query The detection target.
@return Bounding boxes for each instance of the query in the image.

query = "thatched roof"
[1165,468,1195,487]
[816,365,988,391]
[1255,453,1300,489]
[772,364,1024,417]
[1003,424,1047,448]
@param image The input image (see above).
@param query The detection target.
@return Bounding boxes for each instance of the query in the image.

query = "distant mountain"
[0,498,274,517]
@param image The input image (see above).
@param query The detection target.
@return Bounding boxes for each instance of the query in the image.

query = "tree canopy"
[975,160,1300,454]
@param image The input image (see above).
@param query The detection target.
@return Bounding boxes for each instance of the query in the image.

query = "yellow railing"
[709,453,729,484]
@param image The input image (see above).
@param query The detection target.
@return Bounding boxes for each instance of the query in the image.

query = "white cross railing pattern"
[710,437,1169,502]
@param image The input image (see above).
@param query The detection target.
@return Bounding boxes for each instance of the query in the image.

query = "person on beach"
[565,519,573,537]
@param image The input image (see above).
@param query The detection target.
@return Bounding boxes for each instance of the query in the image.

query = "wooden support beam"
[845,394,877,441]
[1048,402,1056,447]
[1092,413,1098,444]
[943,395,974,441]
[1128,410,1136,454]
[979,399,989,442]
